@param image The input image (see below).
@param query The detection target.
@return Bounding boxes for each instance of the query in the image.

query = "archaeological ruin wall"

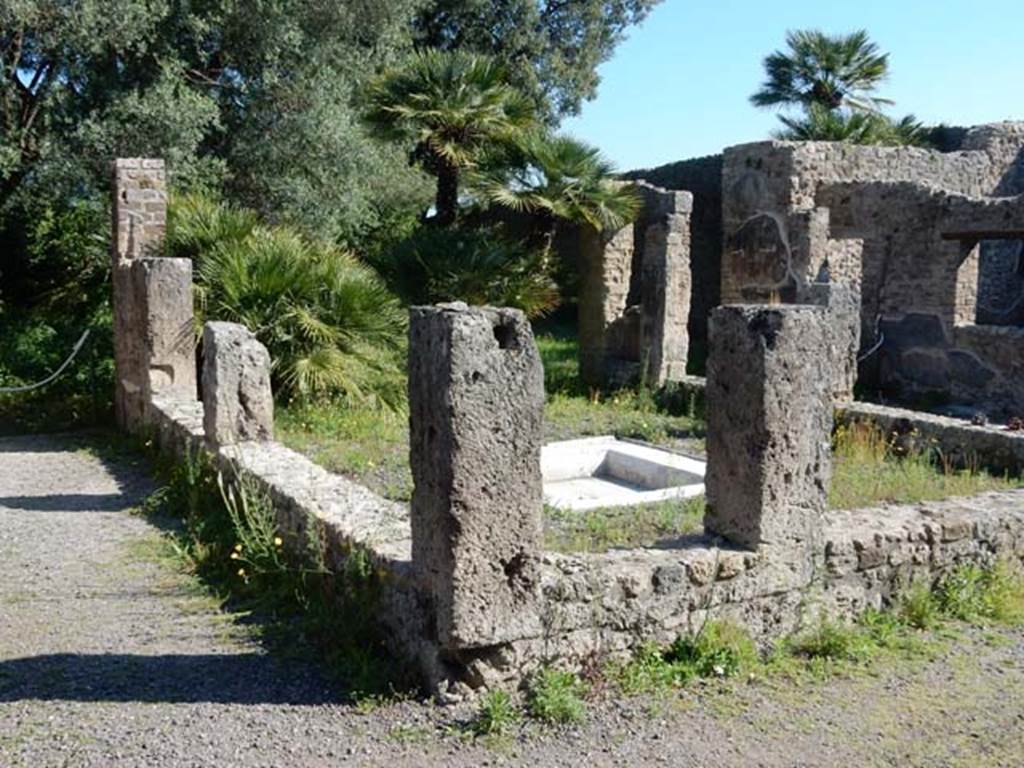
[624,154,723,363]
[720,122,1024,416]
[114,158,1024,699]
[578,182,694,387]
[111,158,196,432]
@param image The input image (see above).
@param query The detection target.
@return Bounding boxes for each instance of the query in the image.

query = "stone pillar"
[578,224,634,386]
[408,303,544,650]
[704,305,832,569]
[112,158,167,263]
[639,186,693,385]
[802,282,862,404]
[111,158,196,432]
[202,322,274,447]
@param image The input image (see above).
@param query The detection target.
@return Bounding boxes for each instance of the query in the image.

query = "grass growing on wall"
[829,422,1021,510]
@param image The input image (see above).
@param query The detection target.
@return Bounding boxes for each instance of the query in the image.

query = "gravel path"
[2,432,1023,767]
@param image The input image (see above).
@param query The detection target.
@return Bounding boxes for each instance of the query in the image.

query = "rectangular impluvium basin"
[542,436,706,511]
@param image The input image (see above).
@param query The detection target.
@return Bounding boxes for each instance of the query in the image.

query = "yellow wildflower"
[273,537,283,547]
[234,543,243,552]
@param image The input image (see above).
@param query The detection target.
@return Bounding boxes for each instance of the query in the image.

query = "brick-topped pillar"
[111,158,196,432]
[408,303,544,650]
[705,305,832,572]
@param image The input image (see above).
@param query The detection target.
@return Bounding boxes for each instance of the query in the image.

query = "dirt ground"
[2,432,1022,768]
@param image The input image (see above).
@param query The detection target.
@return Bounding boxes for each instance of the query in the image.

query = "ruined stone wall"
[815,182,1024,413]
[578,184,693,387]
[720,124,1024,414]
[721,123,1024,305]
[625,154,723,367]
[116,158,1024,698]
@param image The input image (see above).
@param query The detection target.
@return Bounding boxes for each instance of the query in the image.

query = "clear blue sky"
[562,0,1024,171]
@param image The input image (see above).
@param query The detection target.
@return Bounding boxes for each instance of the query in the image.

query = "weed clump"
[471,690,521,736]
[527,668,587,724]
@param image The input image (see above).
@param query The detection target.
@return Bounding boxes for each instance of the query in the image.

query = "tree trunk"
[434,159,459,226]
[537,209,557,270]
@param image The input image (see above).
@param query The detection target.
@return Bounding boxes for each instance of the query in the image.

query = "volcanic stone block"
[640,187,693,385]
[705,305,832,559]
[202,322,274,447]
[578,224,634,386]
[409,303,545,650]
[113,257,197,432]
[803,282,862,403]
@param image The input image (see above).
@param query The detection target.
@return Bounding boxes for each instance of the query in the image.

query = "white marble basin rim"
[541,436,706,511]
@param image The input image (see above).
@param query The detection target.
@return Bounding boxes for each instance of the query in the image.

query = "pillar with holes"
[408,302,545,652]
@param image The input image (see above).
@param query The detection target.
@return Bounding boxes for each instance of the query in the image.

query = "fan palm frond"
[751,29,891,114]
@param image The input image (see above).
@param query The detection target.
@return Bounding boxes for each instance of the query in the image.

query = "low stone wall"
[840,400,1024,475]
[114,158,1024,699]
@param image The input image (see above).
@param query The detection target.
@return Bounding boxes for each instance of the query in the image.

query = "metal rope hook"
[0,329,92,394]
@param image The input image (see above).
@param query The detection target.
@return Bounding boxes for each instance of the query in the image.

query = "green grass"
[614,561,1024,697]
[276,331,705,503]
[829,422,1020,510]
[544,497,704,553]
[277,402,413,501]
[527,668,588,725]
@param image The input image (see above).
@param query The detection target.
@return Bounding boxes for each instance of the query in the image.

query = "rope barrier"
[0,329,92,394]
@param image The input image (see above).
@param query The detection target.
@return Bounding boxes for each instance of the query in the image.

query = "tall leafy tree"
[414,0,662,119]
[362,50,537,226]
[750,29,892,114]
[0,0,428,245]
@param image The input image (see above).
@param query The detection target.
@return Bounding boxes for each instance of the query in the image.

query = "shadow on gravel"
[0,431,154,509]
[0,653,342,705]
[0,493,130,512]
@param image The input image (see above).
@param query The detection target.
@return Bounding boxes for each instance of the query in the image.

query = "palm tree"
[777,105,929,147]
[362,50,537,226]
[476,133,641,254]
[751,29,892,115]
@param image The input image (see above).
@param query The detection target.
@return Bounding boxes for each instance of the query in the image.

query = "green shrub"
[165,192,259,263]
[472,689,520,736]
[899,580,941,630]
[789,616,874,662]
[0,198,115,432]
[615,642,697,694]
[667,620,758,678]
[527,668,587,724]
[937,561,1024,625]
[372,225,559,318]
[167,195,407,406]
